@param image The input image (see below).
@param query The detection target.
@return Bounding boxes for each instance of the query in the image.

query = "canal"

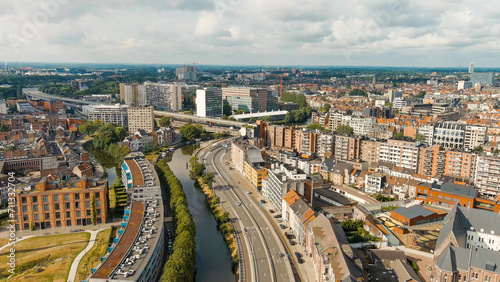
[165,144,235,282]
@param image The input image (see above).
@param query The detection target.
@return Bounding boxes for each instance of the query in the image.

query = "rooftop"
[391,205,436,220]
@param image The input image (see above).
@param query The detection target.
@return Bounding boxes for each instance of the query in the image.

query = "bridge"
[23,88,99,105]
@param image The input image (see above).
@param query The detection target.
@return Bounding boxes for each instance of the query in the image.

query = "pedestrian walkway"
[67,229,100,282]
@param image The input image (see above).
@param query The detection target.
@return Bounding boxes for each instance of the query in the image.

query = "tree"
[7,104,18,114]
[493,149,500,154]
[115,127,127,141]
[180,124,204,141]
[473,146,484,153]
[393,133,404,140]
[202,172,215,187]
[415,133,426,142]
[159,116,171,127]
[0,124,8,132]
[320,103,331,113]
[228,117,236,121]
[307,123,324,131]
[223,104,232,116]
[262,116,271,122]
[221,114,228,120]
[17,85,23,98]
[336,125,354,136]
[248,117,256,123]
[348,89,367,96]
[236,109,246,115]
[415,90,426,98]
[91,194,96,225]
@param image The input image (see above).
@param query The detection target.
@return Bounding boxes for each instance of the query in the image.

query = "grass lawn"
[75,228,113,281]
[145,154,159,163]
[0,239,9,249]
[0,233,90,281]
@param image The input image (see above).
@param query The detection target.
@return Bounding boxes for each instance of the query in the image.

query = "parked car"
[280,224,286,229]
[246,191,251,194]
[269,209,275,213]
[273,214,282,218]
[289,240,296,246]
[236,201,242,206]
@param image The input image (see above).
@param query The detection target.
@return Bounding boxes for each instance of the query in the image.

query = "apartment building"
[282,190,316,246]
[316,133,334,157]
[82,104,129,128]
[433,122,465,150]
[365,172,386,194]
[175,65,197,81]
[464,125,487,151]
[418,146,475,179]
[334,135,361,161]
[196,88,222,118]
[262,163,307,213]
[120,83,146,106]
[361,139,379,163]
[14,178,108,231]
[474,155,500,199]
[378,139,421,170]
[127,106,154,133]
[143,82,182,111]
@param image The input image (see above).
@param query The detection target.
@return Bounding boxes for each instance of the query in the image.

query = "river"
[165,144,235,282]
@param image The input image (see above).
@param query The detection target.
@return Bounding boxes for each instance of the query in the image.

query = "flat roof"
[92,201,145,279]
[392,205,436,220]
[313,188,354,206]
[125,159,144,186]
[232,110,288,119]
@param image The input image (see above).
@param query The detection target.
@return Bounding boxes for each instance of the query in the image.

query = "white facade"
[0,100,6,114]
[464,125,487,151]
[474,155,500,199]
[196,88,222,118]
[466,229,500,251]
[82,104,129,127]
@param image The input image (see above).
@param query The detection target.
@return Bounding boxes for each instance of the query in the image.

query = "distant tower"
[469,62,475,74]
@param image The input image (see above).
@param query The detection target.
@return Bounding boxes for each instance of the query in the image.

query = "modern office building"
[196,88,222,117]
[143,82,182,111]
[14,177,108,231]
[458,81,473,90]
[470,72,494,85]
[222,87,269,113]
[175,65,197,81]
[127,106,154,133]
[82,104,129,128]
[120,83,146,106]
[90,152,164,281]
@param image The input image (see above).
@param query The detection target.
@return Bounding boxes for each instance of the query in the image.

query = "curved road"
[201,143,294,282]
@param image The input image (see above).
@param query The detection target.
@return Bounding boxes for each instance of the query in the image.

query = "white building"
[464,125,487,151]
[82,104,129,128]
[262,163,307,214]
[378,139,421,170]
[0,100,6,114]
[365,172,386,194]
[196,88,222,118]
[474,155,500,199]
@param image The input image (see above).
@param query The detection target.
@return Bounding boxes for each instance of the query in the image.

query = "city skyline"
[2,0,500,67]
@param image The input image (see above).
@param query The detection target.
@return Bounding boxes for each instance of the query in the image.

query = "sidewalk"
[67,229,100,282]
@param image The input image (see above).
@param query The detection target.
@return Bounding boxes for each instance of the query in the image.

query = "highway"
[154,110,245,127]
[200,142,294,282]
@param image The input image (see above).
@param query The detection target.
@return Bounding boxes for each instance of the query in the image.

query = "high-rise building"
[464,125,487,151]
[470,72,494,85]
[222,87,269,113]
[0,100,6,114]
[82,104,129,127]
[120,83,146,106]
[196,88,222,117]
[474,155,500,199]
[175,65,197,81]
[433,122,465,150]
[468,61,475,73]
[143,82,182,111]
[387,89,402,103]
[458,81,473,90]
[378,139,421,170]
[262,163,307,213]
[127,106,155,133]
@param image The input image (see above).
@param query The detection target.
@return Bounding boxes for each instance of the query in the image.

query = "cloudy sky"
[1,0,499,67]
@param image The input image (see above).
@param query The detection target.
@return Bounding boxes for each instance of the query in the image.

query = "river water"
[165,144,235,282]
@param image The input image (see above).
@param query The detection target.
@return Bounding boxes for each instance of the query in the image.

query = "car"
[269,209,275,213]
[295,252,302,259]
[261,199,266,203]
[289,240,296,246]
[246,191,251,194]
[273,214,282,218]
[236,201,242,206]
[280,224,286,229]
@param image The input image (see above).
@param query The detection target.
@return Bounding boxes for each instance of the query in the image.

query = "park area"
[75,228,114,281]
[0,233,90,281]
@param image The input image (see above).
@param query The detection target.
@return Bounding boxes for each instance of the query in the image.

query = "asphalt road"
[200,144,294,282]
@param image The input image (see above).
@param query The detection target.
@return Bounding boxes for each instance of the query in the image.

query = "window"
[32,196,38,203]
[44,204,49,211]
[64,194,70,201]
[33,205,39,212]
[75,194,80,200]
[55,212,60,219]
[96,200,101,208]
[56,221,61,227]
[21,197,27,204]
[34,214,39,220]
[75,202,80,209]
[95,193,100,199]
[43,196,49,202]
[65,203,70,209]
[86,210,91,216]
[66,211,71,218]
[76,211,81,217]
[85,193,90,199]
[22,206,28,213]
[45,213,50,220]
[66,220,72,226]
[96,209,101,216]
[85,201,90,208]
[23,215,28,221]
[55,203,60,210]
[54,195,59,202]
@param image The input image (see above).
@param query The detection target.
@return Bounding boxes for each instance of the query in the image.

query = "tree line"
[156,159,197,282]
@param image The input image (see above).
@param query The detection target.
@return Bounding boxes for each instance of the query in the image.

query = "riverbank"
[196,176,240,278]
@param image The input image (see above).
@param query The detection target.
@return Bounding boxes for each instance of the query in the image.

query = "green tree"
[202,172,215,187]
[415,90,426,98]
[336,125,354,136]
[236,109,246,115]
[221,114,228,120]
[307,123,324,131]
[8,104,18,114]
[17,85,23,98]
[261,116,271,122]
[91,194,96,225]
[223,104,232,116]
[473,146,484,153]
[159,116,171,127]
[0,124,8,132]
[415,133,426,142]
[393,133,404,140]
[348,89,367,96]
[320,103,331,113]
[115,126,127,141]
[248,117,256,123]
[180,124,204,141]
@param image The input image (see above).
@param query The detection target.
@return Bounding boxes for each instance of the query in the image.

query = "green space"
[0,233,90,281]
[75,228,114,281]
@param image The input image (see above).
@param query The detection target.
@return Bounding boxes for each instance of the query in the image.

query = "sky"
[1,0,500,67]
